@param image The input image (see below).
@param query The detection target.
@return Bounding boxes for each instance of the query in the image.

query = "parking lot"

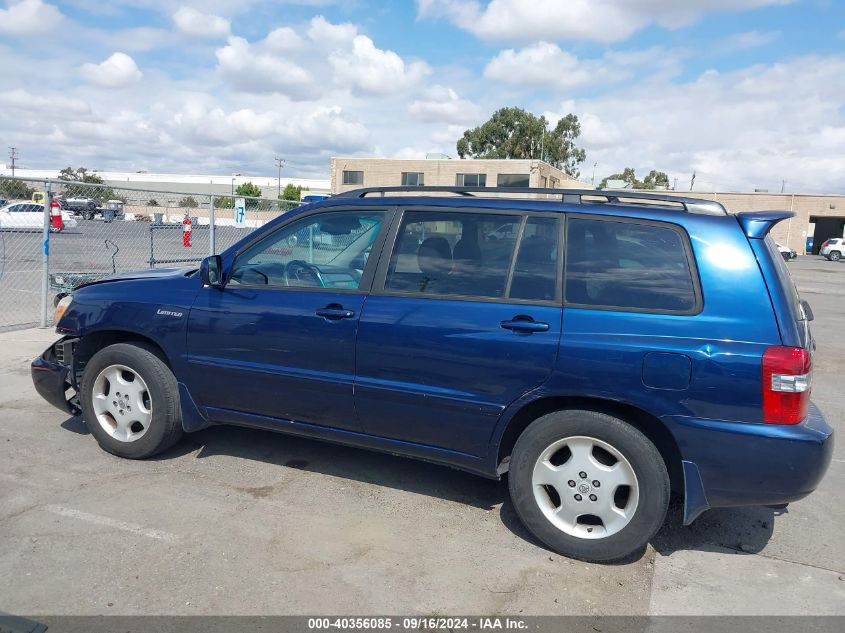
[0,217,265,331]
[0,256,842,616]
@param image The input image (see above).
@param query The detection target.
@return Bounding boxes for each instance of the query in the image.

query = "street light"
[591,162,598,187]
[231,173,241,196]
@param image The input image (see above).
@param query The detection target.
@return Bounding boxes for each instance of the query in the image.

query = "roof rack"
[336,186,727,216]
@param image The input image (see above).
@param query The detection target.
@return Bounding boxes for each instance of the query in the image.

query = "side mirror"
[201,255,224,288]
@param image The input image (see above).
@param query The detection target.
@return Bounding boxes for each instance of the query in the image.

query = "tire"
[508,409,670,563]
[80,342,183,459]
[83,211,94,221]
[829,251,841,262]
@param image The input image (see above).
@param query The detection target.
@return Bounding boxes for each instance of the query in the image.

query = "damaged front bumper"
[31,338,80,415]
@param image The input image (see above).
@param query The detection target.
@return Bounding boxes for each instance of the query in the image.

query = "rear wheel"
[508,409,670,562]
[80,343,182,459]
[829,250,841,262]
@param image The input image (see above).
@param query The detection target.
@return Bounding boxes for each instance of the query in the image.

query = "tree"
[235,182,262,198]
[599,167,671,190]
[0,177,34,200]
[280,183,302,202]
[58,166,115,201]
[215,196,234,209]
[456,107,587,177]
[178,196,198,208]
[641,169,670,189]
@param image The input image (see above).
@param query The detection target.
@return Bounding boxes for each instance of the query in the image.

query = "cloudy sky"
[0,0,843,192]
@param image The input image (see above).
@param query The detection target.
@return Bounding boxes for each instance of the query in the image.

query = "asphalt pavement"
[0,256,842,615]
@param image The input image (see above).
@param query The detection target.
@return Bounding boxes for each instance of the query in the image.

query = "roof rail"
[336,186,727,216]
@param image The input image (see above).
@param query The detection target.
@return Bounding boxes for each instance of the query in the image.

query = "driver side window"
[228,210,385,290]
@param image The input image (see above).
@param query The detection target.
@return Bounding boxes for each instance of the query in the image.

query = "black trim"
[337,186,727,216]
[562,213,704,316]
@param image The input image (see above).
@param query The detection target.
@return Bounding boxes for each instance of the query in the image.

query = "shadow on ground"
[61,417,780,561]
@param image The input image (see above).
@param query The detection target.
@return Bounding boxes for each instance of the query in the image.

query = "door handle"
[500,317,550,333]
[316,305,355,320]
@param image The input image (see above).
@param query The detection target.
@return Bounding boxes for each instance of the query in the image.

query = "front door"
[354,209,564,456]
[186,208,387,430]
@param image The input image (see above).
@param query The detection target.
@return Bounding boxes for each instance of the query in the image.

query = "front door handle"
[316,304,355,320]
[500,317,550,333]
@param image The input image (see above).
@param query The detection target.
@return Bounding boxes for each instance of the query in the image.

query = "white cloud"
[484,43,679,89]
[264,26,304,52]
[80,52,143,87]
[0,0,63,35]
[0,88,92,117]
[330,35,431,95]
[307,15,358,47]
[215,36,313,97]
[717,30,780,53]
[417,0,793,43]
[172,6,230,39]
[547,55,845,192]
[409,85,480,124]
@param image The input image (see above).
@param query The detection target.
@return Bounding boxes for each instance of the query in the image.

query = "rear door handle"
[316,305,355,320]
[500,317,550,333]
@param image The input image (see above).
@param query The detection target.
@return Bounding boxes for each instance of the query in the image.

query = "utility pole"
[673,177,678,191]
[275,157,285,198]
[689,172,696,191]
[8,147,18,177]
[781,179,786,193]
[591,162,598,187]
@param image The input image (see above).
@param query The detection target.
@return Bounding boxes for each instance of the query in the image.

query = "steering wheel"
[284,260,325,287]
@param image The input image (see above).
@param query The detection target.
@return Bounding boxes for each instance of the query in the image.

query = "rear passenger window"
[385,211,520,299]
[565,218,698,313]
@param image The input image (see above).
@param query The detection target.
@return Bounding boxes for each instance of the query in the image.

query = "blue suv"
[32,187,833,562]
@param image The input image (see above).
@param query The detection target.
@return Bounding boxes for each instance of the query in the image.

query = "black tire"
[80,342,183,459]
[829,251,841,262]
[508,409,670,563]
[82,211,94,221]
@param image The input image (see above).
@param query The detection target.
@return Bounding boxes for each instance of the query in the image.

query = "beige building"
[330,157,844,254]
[330,157,588,195]
[656,190,845,255]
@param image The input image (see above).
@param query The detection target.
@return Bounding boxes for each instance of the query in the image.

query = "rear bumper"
[31,339,80,415]
[666,402,834,524]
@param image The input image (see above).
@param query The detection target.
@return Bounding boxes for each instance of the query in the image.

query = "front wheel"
[829,251,841,262]
[80,342,183,459]
[508,410,670,562]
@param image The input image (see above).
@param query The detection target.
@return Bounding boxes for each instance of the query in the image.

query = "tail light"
[762,346,811,424]
[821,240,830,248]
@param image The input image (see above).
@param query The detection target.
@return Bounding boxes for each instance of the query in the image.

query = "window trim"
[562,213,704,316]
[496,173,531,188]
[400,172,425,187]
[342,170,364,186]
[455,173,487,187]
[225,206,396,294]
[371,205,563,306]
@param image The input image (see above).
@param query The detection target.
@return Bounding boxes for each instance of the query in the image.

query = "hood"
[76,267,196,290]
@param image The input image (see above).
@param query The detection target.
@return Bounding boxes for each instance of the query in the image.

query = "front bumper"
[666,402,834,523]
[31,339,80,415]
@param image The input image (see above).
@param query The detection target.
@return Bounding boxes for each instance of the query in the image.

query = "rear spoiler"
[736,210,795,239]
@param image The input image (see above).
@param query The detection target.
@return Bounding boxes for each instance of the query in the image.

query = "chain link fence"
[0,175,302,331]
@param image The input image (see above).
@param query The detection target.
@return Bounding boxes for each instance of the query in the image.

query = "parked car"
[775,241,797,261]
[63,196,102,219]
[32,186,832,563]
[820,237,843,261]
[0,200,77,232]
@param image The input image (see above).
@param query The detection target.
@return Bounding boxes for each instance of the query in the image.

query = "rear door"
[354,208,563,456]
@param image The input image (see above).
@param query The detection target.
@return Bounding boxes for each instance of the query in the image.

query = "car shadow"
[59,419,781,559]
